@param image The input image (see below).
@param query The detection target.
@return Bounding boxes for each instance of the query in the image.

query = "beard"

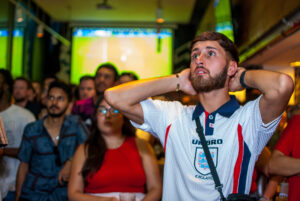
[14,97,26,103]
[47,105,68,118]
[189,64,228,93]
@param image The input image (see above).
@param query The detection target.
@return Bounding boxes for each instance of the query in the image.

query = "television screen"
[71,28,173,84]
[0,29,23,78]
[0,29,8,68]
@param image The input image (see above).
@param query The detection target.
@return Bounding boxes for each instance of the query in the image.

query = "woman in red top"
[68,97,162,201]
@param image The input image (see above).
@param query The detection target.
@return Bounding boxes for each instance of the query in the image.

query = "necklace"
[52,135,60,141]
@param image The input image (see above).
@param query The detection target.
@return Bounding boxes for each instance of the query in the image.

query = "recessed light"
[290,61,300,67]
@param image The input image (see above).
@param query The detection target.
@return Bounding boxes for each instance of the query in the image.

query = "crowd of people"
[0,31,298,201]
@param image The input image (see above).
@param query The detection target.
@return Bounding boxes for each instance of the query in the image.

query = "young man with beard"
[104,31,294,201]
[0,70,35,201]
[16,81,88,201]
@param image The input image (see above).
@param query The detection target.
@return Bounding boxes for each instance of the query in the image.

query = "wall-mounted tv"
[71,27,173,84]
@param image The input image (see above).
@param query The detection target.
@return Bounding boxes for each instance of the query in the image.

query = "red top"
[84,137,146,193]
[274,115,300,201]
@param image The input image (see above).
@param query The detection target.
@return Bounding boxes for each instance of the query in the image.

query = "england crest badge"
[194,147,218,175]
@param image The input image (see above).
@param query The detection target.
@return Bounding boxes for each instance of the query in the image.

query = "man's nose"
[98,76,106,82]
[195,54,204,64]
[51,97,58,104]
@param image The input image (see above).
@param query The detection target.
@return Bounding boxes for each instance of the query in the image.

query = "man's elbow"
[278,74,294,98]
[104,88,118,108]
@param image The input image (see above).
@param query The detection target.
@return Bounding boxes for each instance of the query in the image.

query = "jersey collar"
[192,95,240,120]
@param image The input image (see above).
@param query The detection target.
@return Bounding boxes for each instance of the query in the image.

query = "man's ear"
[227,60,238,76]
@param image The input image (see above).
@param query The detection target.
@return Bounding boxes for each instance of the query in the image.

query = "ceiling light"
[37,25,44,38]
[16,7,24,23]
[96,0,113,10]
[156,7,164,24]
[290,61,300,67]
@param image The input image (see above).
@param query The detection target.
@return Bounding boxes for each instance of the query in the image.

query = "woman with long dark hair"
[68,97,162,201]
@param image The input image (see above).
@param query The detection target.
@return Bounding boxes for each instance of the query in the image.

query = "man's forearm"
[243,69,293,123]
[243,70,293,102]
[2,147,19,158]
[269,154,300,176]
[105,74,178,108]
[16,162,29,201]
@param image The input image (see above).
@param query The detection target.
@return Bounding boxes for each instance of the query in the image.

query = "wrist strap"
[240,70,250,89]
[195,117,226,201]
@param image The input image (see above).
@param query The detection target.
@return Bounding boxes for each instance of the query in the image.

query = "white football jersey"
[131,96,281,201]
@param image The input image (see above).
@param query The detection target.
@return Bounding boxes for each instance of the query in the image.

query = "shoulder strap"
[195,117,226,201]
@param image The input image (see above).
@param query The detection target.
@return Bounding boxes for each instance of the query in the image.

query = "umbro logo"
[192,139,223,145]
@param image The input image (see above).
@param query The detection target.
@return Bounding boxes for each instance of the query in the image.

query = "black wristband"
[240,70,250,89]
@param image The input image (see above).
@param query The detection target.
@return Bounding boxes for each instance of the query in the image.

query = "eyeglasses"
[97,106,119,116]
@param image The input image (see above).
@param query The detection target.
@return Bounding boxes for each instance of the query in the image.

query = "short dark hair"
[0,69,14,94]
[44,75,58,81]
[191,31,239,63]
[48,81,72,102]
[79,75,94,83]
[96,63,119,81]
[120,71,139,81]
[14,77,31,89]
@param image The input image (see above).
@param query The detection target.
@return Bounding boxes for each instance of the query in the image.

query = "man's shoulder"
[65,114,80,122]
[23,119,44,137]
[64,115,85,128]
[148,99,189,108]
[5,104,35,121]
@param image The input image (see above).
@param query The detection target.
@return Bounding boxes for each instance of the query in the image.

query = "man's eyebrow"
[191,47,199,53]
[206,46,218,50]
[192,46,218,52]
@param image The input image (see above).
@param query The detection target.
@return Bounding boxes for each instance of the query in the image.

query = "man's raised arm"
[104,69,196,124]
[230,68,294,123]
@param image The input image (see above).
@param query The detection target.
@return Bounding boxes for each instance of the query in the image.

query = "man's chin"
[14,98,26,103]
[48,113,64,118]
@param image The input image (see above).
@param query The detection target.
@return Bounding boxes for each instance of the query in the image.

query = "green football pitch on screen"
[71,28,173,84]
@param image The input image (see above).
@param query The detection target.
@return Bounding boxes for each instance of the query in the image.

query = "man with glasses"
[105,31,294,200]
[16,81,88,201]
[72,63,119,129]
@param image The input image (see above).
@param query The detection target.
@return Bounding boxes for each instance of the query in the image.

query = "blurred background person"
[16,81,88,201]
[68,97,162,201]
[72,63,119,129]
[78,75,96,100]
[40,75,57,108]
[268,106,300,201]
[13,77,41,119]
[31,81,42,103]
[0,70,35,201]
[249,147,282,201]
[39,75,58,119]
[27,84,36,103]
[117,72,138,85]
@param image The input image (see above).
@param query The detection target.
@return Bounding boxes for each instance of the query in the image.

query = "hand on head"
[178,68,197,95]
[228,67,246,92]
